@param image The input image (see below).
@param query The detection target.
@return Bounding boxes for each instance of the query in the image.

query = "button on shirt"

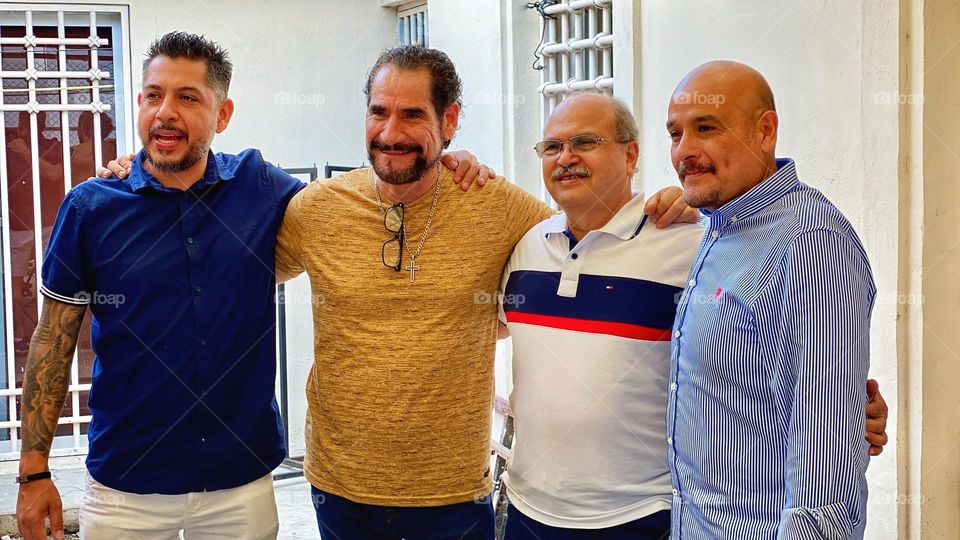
[666,159,876,538]
[40,149,303,494]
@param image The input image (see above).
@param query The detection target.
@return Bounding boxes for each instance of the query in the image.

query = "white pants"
[79,473,279,540]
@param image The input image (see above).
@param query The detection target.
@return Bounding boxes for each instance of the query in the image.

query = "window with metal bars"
[536,0,614,126]
[0,5,132,458]
[398,2,429,47]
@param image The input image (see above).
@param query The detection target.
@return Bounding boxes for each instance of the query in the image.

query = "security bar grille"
[537,0,614,125]
[398,2,429,47]
[0,5,132,459]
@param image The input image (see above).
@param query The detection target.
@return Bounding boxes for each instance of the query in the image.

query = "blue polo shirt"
[40,149,304,494]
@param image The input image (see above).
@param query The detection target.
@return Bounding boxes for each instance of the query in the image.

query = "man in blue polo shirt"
[15,32,299,539]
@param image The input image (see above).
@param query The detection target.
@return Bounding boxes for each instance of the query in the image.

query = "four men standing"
[14,31,887,540]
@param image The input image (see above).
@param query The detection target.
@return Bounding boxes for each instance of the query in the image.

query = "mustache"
[370,139,423,154]
[551,164,591,180]
[149,124,188,138]
[678,161,716,179]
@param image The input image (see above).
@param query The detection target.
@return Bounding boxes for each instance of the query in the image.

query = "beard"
[142,124,211,173]
[678,160,721,208]
[368,139,442,185]
[681,185,723,209]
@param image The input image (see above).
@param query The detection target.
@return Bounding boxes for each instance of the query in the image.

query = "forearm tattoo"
[20,300,85,455]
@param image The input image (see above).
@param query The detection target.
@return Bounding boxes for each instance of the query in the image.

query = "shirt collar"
[700,158,798,226]
[544,191,649,241]
[127,150,236,193]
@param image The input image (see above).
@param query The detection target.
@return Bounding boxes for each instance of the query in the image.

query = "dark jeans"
[503,506,671,540]
[312,486,495,540]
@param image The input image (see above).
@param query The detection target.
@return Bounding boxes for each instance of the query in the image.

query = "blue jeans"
[312,487,495,540]
[503,507,670,540]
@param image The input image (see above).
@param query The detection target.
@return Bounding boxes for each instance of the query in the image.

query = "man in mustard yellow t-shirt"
[275,46,693,539]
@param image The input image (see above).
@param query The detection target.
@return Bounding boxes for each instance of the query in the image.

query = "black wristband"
[14,471,51,484]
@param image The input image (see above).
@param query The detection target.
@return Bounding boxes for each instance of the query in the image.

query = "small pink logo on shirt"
[714,287,723,299]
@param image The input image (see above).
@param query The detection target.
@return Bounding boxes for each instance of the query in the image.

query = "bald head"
[673,60,775,121]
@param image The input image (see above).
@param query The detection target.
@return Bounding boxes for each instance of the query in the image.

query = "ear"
[216,97,235,133]
[624,139,640,174]
[757,109,778,154]
[441,101,460,142]
[137,92,142,106]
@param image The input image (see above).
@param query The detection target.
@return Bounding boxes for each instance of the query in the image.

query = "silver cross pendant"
[406,260,420,283]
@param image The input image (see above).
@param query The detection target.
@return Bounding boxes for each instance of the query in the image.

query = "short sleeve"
[500,179,555,248]
[498,257,512,325]
[264,159,306,217]
[275,190,307,280]
[40,188,92,305]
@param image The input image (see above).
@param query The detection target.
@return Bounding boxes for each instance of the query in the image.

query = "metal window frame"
[397,2,428,47]
[0,4,133,460]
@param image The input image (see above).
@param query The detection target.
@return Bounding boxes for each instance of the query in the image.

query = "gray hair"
[566,90,639,143]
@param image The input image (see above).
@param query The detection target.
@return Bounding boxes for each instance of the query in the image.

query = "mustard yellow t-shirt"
[276,166,553,506]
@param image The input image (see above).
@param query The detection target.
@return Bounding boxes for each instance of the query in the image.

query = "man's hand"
[643,186,700,228]
[17,478,64,540]
[96,153,136,179]
[440,150,497,192]
[865,378,889,456]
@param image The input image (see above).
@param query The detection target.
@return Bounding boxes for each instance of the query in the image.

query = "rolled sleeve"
[777,230,874,539]
[40,188,91,306]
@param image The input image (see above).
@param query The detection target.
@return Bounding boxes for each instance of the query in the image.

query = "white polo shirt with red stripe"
[498,192,704,529]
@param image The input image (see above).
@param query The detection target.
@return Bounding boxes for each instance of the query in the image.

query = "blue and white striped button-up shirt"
[667,159,875,539]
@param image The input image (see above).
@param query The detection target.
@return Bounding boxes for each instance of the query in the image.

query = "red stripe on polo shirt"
[505,311,672,341]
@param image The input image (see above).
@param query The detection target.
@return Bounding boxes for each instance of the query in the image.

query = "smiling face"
[666,61,778,211]
[541,93,638,219]
[137,55,233,183]
[365,65,458,185]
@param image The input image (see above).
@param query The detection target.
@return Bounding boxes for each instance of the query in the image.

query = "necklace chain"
[373,163,442,264]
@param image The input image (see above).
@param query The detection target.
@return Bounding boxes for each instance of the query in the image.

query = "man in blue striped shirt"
[665,61,875,539]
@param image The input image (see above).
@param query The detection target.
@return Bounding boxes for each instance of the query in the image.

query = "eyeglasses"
[534,134,624,158]
[382,202,404,271]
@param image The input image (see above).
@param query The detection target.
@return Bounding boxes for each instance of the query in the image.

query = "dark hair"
[364,46,462,120]
[143,31,232,99]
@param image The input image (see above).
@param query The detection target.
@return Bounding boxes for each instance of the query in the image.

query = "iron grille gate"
[0,5,132,459]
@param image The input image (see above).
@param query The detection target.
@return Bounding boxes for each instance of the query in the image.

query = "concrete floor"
[274,478,321,539]
[0,468,321,539]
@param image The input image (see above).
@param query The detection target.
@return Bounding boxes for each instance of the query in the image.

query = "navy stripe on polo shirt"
[40,149,304,494]
[498,193,704,529]
[503,271,680,340]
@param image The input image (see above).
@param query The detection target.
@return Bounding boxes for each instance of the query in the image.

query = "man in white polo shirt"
[497,92,889,539]
[498,92,700,539]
